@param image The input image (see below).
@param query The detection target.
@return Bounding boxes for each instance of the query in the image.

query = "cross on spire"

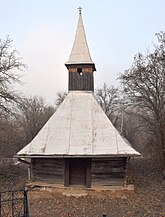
[78,6,82,15]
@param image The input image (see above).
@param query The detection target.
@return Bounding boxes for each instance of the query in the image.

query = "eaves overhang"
[15,153,141,159]
[65,62,96,71]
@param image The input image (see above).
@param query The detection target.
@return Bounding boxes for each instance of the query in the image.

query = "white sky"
[0,0,165,104]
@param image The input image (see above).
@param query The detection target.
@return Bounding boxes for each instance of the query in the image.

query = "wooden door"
[69,159,87,186]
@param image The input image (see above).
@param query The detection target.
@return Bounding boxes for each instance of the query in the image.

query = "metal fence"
[0,189,29,217]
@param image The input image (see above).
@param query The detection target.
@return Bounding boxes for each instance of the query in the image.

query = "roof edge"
[15,153,141,159]
[65,62,96,71]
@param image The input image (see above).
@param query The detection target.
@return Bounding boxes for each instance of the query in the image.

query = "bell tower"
[65,7,96,91]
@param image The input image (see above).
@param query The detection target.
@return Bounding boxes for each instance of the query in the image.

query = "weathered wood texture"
[30,157,127,187]
[31,158,64,184]
[64,158,91,188]
[91,158,127,186]
[64,159,69,187]
[69,158,87,186]
[68,67,94,91]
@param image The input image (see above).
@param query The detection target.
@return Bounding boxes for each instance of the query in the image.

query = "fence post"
[12,192,14,217]
[0,192,1,217]
[24,188,30,217]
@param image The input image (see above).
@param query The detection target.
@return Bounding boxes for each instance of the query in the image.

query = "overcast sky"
[0,0,165,104]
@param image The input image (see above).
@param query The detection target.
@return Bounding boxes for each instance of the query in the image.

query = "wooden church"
[17,9,140,189]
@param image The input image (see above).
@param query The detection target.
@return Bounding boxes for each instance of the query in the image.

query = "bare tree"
[119,31,165,168]
[55,91,67,109]
[0,36,26,115]
[95,84,143,152]
[0,116,25,159]
[95,83,120,125]
[16,96,55,143]
[16,92,66,143]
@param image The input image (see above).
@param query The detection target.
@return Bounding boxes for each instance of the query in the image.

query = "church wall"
[30,157,127,187]
[31,158,64,185]
[91,157,127,186]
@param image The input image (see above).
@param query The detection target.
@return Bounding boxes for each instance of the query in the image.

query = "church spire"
[65,8,96,92]
[65,8,96,70]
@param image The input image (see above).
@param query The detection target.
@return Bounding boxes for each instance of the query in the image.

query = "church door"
[69,159,87,186]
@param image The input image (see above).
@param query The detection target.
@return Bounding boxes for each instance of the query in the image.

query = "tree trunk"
[155,118,165,170]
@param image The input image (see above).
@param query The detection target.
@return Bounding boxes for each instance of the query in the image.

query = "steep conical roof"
[17,91,140,157]
[65,9,95,68]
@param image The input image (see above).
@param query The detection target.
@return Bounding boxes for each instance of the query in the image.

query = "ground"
[0,158,165,217]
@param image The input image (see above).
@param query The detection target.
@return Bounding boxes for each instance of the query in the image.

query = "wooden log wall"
[30,157,127,187]
[31,158,64,185]
[91,157,127,186]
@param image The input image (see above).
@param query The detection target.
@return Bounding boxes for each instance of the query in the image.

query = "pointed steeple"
[65,7,96,70]
[65,8,96,92]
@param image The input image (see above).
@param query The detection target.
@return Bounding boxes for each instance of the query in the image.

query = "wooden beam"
[64,159,69,187]
[86,159,91,188]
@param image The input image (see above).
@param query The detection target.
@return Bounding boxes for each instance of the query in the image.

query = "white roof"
[17,91,140,157]
[65,13,94,65]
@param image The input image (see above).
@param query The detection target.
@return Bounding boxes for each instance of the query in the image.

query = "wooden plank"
[91,158,126,186]
[68,68,94,91]
[32,158,64,185]
[30,158,35,181]
[86,159,91,188]
[64,159,69,187]
[64,158,92,187]
[69,159,86,186]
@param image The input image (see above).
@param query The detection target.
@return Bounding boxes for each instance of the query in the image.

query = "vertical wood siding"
[69,71,94,91]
